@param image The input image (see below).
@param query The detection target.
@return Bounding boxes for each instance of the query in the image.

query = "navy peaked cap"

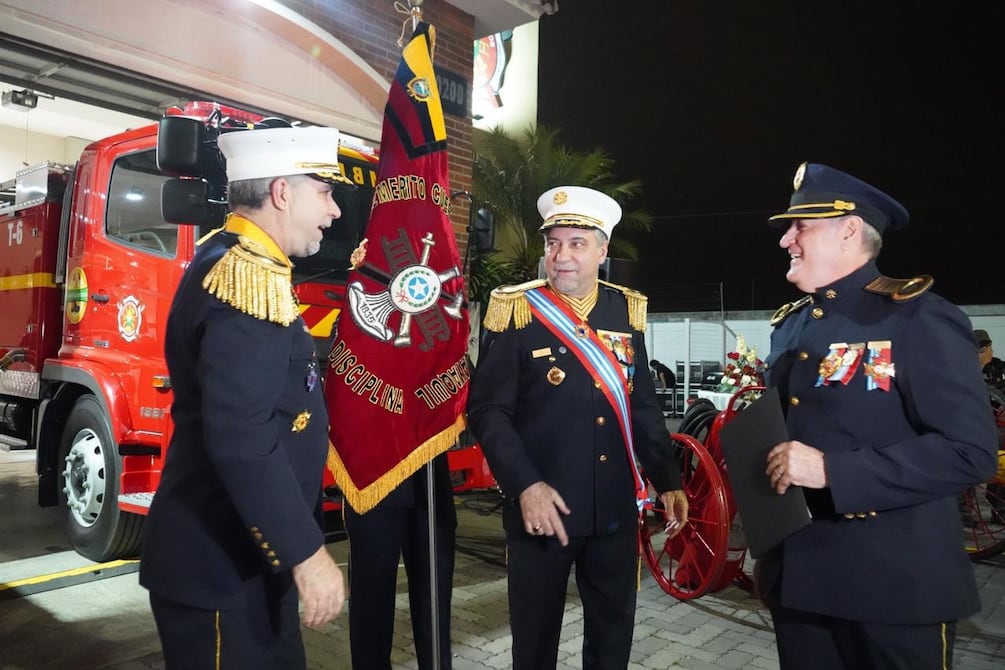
[768,162,909,235]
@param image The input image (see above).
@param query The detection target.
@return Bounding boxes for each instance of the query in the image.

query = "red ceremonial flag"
[325,22,469,513]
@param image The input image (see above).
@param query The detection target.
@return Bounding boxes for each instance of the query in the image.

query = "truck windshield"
[290,155,375,284]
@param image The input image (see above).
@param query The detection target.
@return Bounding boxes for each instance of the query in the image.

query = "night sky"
[536,1,1003,311]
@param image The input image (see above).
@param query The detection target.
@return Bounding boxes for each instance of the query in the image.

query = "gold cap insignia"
[291,410,311,432]
[547,366,566,386]
[553,190,568,205]
[793,162,807,190]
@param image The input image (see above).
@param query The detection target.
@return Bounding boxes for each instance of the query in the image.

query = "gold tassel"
[202,237,298,326]
[482,291,516,333]
[481,280,545,332]
[599,280,648,332]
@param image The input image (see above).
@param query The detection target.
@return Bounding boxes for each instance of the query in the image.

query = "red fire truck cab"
[0,103,493,562]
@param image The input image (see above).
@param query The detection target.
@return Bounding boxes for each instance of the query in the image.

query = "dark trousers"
[507,529,638,670]
[772,603,956,670]
[149,590,304,670]
[344,491,455,670]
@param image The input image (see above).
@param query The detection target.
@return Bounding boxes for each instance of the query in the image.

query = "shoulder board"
[864,274,934,302]
[482,279,546,332]
[770,295,812,327]
[201,235,298,326]
[493,278,547,295]
[598,279,648,331]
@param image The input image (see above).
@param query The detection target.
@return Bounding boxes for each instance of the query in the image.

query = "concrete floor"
[1,444,1003,670]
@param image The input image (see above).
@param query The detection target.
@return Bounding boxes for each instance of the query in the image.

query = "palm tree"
[470,125,652,299]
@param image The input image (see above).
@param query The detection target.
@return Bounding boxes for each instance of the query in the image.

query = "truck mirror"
[472,207,494,253]
[157,117,204,175]
[161,178,225,226]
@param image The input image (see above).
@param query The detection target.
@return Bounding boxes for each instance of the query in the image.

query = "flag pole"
[395,9,441,666]
[425,455,441,670]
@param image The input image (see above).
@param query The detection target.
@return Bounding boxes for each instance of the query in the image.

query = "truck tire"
[58,394,143,561]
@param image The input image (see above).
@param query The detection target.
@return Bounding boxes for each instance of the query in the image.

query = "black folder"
[719,386,811,558]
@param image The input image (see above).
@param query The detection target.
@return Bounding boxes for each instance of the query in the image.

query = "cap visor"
[309,172,354,186]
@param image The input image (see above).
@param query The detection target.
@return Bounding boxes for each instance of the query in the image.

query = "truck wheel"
[58,395,143,561]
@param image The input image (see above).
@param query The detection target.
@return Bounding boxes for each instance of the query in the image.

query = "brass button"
[825,289,837,299]
[261,542,270,549]
[855,512,867,519]
[798,351,809,360]
[596,416,606,426]
[271,559,280,567]
[868,511,877,517]
[599,454,608,462]
[789,396,800,406]
[594,380,602,389]
[843,513,855,520]
[267,550,277,558]
[812,307,824,319]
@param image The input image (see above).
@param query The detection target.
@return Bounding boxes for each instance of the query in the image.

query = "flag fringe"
[327,413,468,513]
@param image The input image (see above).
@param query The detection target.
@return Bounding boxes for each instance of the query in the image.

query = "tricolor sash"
[525,287,648,511]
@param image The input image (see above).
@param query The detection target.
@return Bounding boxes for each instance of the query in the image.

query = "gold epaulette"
[482,279,546,333]
[202,236,299,326]
[864,274,934,302]
[770,295,812,326]
[599,280,648,332]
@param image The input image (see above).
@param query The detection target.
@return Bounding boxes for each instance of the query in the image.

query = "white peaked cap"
[217,126,345,184]
[537,185,622,239]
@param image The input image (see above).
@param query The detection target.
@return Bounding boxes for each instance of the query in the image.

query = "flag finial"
[394,0,424,48]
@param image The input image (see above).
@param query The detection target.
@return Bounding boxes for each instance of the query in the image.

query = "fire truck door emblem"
[117,295,144,342]
[347,230,462,351]
[65,267,88,324]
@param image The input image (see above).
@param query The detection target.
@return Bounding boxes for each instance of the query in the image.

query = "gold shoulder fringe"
[599,280,648,332]
[326,413,466,513]
[202,236,298,326]
[770,295,813,326]
[864,274,934,302]
[482,279,546,332]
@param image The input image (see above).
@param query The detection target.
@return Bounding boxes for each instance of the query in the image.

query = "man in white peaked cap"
[469,185,688,670]
[141,124,346,669]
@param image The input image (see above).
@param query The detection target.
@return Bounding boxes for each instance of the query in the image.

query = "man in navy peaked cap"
[756,162,998,669]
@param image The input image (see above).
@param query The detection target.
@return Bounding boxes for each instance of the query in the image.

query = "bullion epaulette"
[202,236,299,326]
[598,280,648,332]
[770,295,812,327]
[864,274,934,302]
[482,279,547,332]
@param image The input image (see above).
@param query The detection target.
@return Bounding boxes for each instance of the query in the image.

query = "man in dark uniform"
[140,125,348,669]
[758,162,998,669]
[467,186,689,670]
[341,455,456,670]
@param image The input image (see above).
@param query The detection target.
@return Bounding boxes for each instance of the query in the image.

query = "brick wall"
[275,0,475,260]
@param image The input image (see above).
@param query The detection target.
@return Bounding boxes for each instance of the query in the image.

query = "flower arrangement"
[716,335,765,393]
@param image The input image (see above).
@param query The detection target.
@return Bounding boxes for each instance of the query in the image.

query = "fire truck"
[0,102,493,563]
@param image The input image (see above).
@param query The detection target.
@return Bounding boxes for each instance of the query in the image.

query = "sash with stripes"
[524,287,648,511]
